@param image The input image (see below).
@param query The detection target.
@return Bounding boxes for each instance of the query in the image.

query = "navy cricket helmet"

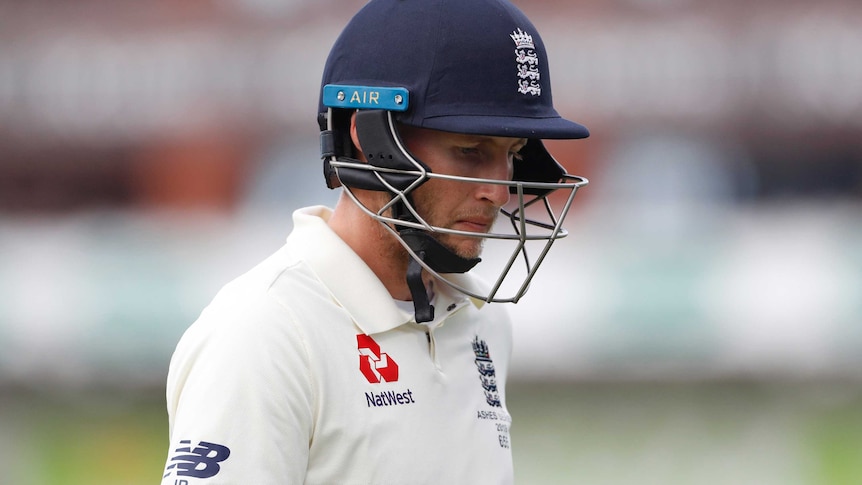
[317,0,590,321]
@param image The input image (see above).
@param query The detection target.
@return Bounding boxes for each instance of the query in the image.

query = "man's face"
[398,125,526,260]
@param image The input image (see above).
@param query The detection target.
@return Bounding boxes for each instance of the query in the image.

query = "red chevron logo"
[357,334,399,383]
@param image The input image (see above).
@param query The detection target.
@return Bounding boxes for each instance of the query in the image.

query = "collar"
[409,276,487,328]
[285,206,486,334]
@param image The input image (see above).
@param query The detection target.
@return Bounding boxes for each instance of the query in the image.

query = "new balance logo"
[357,334,399,383]
[163,440,231,479]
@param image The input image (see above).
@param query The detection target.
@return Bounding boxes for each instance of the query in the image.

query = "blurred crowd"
[1,0,860,214]
[0,0,860,385]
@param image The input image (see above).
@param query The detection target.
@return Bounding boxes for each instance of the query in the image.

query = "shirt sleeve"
[161,290,315,485]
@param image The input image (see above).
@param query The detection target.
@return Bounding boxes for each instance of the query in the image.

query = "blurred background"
[1,0,861,483]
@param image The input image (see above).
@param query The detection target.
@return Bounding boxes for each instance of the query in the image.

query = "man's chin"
[439,236,484,261]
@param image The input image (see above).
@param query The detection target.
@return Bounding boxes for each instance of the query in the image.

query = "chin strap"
[392,198,481,322]
[398,226,481,323]
[406,254,435,323]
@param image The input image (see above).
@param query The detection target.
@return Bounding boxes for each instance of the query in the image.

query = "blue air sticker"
[323,84,409,111]
[163,440,231,480]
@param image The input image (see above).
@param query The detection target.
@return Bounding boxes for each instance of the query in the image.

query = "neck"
[329,191,430,301]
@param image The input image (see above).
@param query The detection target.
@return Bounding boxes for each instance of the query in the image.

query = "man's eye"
[460,147,480,155]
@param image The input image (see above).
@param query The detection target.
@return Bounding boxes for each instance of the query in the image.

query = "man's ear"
[349,111,365,161]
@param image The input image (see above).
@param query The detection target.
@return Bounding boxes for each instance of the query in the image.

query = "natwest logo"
[357,334,399,383]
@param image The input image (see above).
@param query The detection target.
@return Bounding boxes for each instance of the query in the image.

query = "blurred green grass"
[2,380,862,484]
[1,387,167,485]
[508,381,862,485]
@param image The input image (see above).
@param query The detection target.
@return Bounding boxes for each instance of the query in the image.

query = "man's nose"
[475,160,512,207]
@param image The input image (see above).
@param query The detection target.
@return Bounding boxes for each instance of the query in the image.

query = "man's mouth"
[454,216,496,233]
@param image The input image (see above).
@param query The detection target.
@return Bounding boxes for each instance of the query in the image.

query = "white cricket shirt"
[161,206,515,484]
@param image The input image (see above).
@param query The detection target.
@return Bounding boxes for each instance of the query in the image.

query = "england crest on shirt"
[472,336,501,408]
